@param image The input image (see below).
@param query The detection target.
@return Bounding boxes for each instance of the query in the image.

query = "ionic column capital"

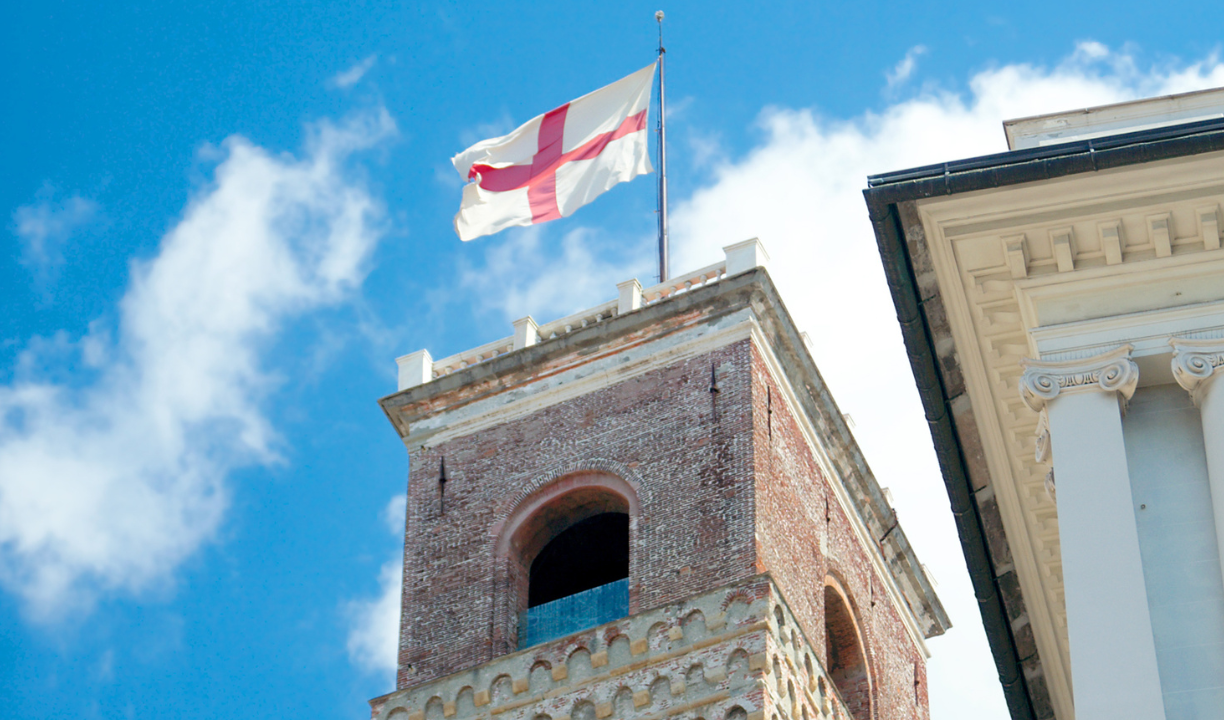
[1019,344,1139,412]
[1170,337,1224,406]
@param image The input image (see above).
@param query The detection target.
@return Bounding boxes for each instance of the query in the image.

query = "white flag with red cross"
[451,63,656,241]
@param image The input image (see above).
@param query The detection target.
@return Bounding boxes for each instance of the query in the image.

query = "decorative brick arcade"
[374,241,949,720]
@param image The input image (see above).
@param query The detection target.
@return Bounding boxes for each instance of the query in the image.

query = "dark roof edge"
[864,116,1224,202]
[864,197,1037,720]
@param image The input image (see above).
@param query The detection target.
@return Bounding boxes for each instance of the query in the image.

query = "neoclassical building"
[370,242,948,720]
[865,88,1224,720]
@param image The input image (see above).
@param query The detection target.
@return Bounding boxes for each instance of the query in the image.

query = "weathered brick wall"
[394,337,927,719]
[749,347,927,720]
[399,341,758,689]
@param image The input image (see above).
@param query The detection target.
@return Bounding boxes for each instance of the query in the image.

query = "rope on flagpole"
[655,10,670,283]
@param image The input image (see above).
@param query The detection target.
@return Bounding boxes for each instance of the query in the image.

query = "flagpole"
[655,10,670,283]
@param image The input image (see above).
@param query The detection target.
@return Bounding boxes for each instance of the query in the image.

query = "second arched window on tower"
[824,580,873,720]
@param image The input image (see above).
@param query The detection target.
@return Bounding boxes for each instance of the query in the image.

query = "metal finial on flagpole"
[655,10,670,283]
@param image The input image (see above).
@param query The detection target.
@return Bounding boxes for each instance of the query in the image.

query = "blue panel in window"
[518,578,629,649]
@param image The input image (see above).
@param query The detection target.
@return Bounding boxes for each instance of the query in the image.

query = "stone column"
[1171,337,1224,586]
[1020,345,1166,720]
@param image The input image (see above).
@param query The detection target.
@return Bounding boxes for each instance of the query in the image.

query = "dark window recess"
[529,513,629,607]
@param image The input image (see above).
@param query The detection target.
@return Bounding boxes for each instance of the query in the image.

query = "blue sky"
[5,2,1224,718]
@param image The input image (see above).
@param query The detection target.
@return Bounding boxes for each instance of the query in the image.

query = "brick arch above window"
[489,457,645,533]
[492,469,641,562]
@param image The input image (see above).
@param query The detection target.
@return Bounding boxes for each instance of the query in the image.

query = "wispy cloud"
[669,42,1224,719]
[456,225,652,326]
[345,494,406,678]
[686,128,725,170]
[885,45,927,91]
[11,190,101,287]
[330,55,378,89]
[664,95,695,123]
[0,108,396,619]
[457,112,519,152]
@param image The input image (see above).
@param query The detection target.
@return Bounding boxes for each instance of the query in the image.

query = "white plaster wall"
[1124,384,1224,717]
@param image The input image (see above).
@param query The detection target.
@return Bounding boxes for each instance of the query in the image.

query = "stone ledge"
[370,575,852,720]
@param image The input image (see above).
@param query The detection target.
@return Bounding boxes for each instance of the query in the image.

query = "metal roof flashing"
[1003,86,1224,150]
[865,115,1224,194]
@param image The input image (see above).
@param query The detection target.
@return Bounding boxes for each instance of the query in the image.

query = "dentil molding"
[1170,336,1224,406]
[1019,344,1139,413]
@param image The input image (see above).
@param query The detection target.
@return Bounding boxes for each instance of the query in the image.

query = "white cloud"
[457,112,518,153]
[666,42,1224,719]
[383,494,407,534]
[11,191,100,282]
[686,128,725,170]
[1074,40,1111,62]
[457,225,652,326]
[886,45,927,90]
[0,108,395,619]
[664,95,696,123]
[330,55,378,89]
[346,494,406,678]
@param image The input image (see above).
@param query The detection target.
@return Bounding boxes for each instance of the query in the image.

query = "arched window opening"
[529,512,629,606]
[824,583,871,720]
[498,473,638,650]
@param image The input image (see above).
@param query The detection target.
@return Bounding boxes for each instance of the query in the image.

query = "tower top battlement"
[392,239,769,393]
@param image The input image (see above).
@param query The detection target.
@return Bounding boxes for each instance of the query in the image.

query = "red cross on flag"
[451,63,656,241]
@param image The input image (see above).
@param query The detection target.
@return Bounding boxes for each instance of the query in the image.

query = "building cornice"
[865,116,1224,198]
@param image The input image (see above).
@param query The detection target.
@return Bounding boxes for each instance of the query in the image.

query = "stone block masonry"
[369,576,855,720]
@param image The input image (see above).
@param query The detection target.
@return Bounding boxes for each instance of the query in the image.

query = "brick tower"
[371,240,949,720]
